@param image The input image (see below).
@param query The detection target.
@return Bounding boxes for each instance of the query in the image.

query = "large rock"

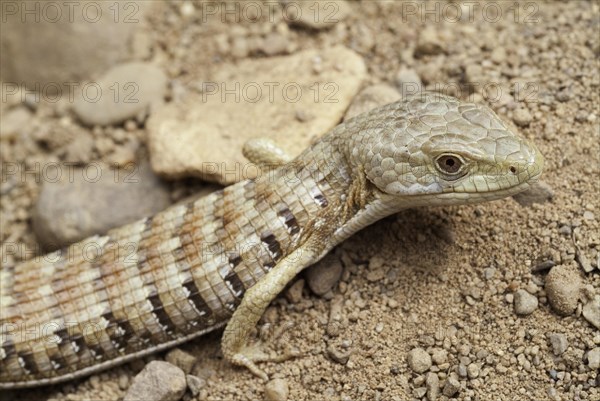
[32,161,171,250]
[1,1,151,93]
[73,62,167,126]
[147,46,366,184]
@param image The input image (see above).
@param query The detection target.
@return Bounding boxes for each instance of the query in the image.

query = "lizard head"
[347,92,544,208]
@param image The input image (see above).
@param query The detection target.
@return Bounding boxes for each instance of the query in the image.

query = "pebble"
[260,32,289,56]
[165,348,197,374]
[425,372,439,401]
[265,378,289,401]
[395,68,423,97]
[576,251,594,273]
[442,376,460,397]
[512,181,555,206]
[547,333,568,356]
[467,363,480,379]
[408,348,432,373]
[582,296,600,329]
[73,62,168,126]
[63,132,95,164]
[124,361,186,401]
[327,344,352,364]
[431,349,448,365]
[305,252,343,296]
[32,161,171,250]
[545,264,582,316]
[513,108,533,127]
[344,84,401,120]
[147,47,365,184]
[285,279,305,304]
[415,27,444,56]
[0,107,32,139]
[284,0,351,30]
[186,374,206,397]
[587,348,600,370]
[514,289,538,315]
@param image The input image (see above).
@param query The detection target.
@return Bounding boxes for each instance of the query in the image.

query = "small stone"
[265,378,289,401]
[426,372,439,401]
[582,296,600,329]
[395,68,423,97]
[431,349,448,365]
[186,374,206,397]
[305,252,343,296]
[512,181,554,206]
[576,251,594,273]
[165,348,197,374]
[442,376,460,397]
[327,344,351,365]
[73,62,167,126]
[408,348,432,373]
[124,361,186,401]
[545,264,582,316]
[467,363,480,379]
[285,279,305,304]
[260,32,289,56]
[558,225,572,236]
[532,260,555,273]
[415,27,444,56]
[547,333,568,356]
[64,133,95,164]
[586,348,600,370]
[514,289,538,315]
[0,107,32,139]
[583,210,595,220]
[513,108,533,127]
[483,267,496,280]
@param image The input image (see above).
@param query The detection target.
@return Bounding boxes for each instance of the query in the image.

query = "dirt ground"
[1,1,599,401]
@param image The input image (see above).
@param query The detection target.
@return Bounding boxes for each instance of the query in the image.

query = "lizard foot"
[228,340,300,381]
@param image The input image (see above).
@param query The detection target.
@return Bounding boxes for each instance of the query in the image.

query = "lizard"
[0,92,544,389]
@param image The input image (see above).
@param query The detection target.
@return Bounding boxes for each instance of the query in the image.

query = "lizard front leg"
[221,239,322,380]
[242,138,292,169]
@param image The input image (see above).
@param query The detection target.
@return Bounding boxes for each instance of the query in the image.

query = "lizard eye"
[435,154,465,177]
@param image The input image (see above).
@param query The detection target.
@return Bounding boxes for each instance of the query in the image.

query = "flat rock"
[344,84,400,120]
[124,361,186,401]
[32,161,171,250]
[73,62,167,126]
[545,263,582,316]
[147,47,366,184]
[547,332,568,355]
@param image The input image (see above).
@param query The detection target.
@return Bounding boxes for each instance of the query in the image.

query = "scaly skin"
[0,92,544,389]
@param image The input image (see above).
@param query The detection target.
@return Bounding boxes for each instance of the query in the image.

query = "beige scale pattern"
[0,93,544,389]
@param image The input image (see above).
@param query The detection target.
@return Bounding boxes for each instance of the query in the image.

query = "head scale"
[346,92,544,207]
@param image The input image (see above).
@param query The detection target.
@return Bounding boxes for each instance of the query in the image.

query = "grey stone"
[408,347,432,373]
[514,289,538,315]
[73,62,167,126]
[124,361,186,401]
[32,161,171,250]
[513,181,554,206]
[305,252,343,296]
[547,333,568,356]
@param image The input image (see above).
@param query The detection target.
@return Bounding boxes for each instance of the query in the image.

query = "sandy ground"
[1,1,599,400]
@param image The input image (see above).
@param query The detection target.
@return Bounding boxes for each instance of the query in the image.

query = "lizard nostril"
[510,166,517,174]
